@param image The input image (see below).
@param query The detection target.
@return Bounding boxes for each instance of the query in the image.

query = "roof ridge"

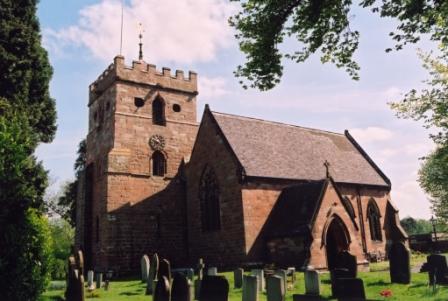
[211,110,345,137]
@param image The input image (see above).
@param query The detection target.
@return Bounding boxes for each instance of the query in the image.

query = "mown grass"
[41,255,448,301]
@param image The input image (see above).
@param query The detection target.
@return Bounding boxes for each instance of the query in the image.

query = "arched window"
[199,166,221,231]
[152,96,166,126]
[367,200,382,241]
[152,151,166,176]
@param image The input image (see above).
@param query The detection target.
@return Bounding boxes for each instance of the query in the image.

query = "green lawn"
[41,254,448,301]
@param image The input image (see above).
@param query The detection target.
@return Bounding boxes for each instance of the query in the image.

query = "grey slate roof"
[211,111,389,187]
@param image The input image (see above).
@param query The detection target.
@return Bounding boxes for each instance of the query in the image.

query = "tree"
[400,216,433,235]
[56,139,86,226]
[391,51,448,222]
[49,219,74,280]
[0,0,57,142]
[229,0,448,90]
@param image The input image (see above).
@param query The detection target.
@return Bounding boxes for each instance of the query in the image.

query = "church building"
[75,55,408,274]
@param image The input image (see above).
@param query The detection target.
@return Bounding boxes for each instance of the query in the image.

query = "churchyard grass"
[41,270,448,300]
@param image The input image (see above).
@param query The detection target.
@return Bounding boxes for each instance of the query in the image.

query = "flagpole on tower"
[119,0,124,55]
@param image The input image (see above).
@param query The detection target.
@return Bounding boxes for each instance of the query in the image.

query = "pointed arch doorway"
[324,215,351,270]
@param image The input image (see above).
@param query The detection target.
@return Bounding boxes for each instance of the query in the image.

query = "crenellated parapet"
[89,55,198,104]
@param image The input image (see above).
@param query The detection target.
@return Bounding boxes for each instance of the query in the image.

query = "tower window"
[367,200,382,241]
[173,104,181,112]
[152,96,166,125]
[199,166,221,231]
[152,151,167,176]
[134,97,144,108]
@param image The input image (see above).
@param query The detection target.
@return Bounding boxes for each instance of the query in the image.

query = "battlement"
[89,55,198,104]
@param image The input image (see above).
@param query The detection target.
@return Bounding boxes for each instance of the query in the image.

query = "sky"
[36,0,437,219]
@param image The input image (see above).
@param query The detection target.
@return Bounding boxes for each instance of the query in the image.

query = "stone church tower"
[76,55,198,273]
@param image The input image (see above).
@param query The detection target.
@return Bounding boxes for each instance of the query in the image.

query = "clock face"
[149,135,165,151]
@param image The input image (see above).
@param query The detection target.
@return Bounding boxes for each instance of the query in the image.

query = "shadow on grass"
[366,280,389,287]
[119,292,140,296]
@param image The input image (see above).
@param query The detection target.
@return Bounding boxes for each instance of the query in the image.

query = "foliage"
[390,51,448,222]
[400,216,433,235]
[56,139,86,226]
[49,219,74,280]
[0,0,57,142]
[229,0,448,90]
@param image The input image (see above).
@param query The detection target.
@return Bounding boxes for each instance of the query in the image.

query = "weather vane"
[138,22,144,61]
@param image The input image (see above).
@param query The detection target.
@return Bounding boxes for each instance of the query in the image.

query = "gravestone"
[335,251,357,278]
[173,268,195,282]
[146,253,159,295]
[427,254,448,285]
[389,242,411,284]
[207,267,218,276]
[199,275,229,301]
[87,270,94,288]
[141,254,150,282]
[333,278,365,299]
[197,258,205,280]
[76,250,84,276]
[234,268,244,288]
[95,272,103,289]
[330,268,352,297]
[77,274,85,301]
[159,258,172,284]
[287,267,296,286]
[266,275,285,301]
[243,275,258,301]
[274,270,287,291]
[195,258,206,300]
[304,270,320,296]
[251,269,265,292]
[172,273,192,301]
[154,276,171,301]
[66,267,85,301]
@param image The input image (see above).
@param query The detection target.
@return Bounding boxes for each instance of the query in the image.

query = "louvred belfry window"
[152,96,166,126]
[367,200,382,241]
[199,166,221,231]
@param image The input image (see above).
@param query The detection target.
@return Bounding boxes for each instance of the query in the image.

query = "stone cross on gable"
[324,160,331,178]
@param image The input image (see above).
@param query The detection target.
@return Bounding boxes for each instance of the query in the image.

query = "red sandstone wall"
[186,112,246,268]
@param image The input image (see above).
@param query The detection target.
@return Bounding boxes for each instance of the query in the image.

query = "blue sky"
[36,0,436,219]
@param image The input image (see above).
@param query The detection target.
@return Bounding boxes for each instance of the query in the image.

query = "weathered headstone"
[194,279,201,300]
[427,254,448,285]
[389,242,411,284]
[199,275,229,301]
[287,267,296,287]
[95,272,103,289]
[146,253,159,295]
[274,270,287,291]
[87,270,94,288]
[195,258,205,300]
[335,251,357,278]
[333,278,365,299]
[141,254,150,282]
[173,268,195,282]
[207,267,218,276]
[234,268,244,289]
[330,268,351,297]
[154,276,171,301]
[242,275,258,301]
[304,270,320,296]
[251,269,265,292]
[78,274,86,301]
[159,258,172,284]
[172,273,192,301]
[266,275,285,301]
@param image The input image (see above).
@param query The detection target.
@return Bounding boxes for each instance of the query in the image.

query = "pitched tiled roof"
[264,180,327,237]
[210,110,389,187]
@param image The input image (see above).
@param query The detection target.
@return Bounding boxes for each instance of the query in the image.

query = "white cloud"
[199,76,229,100]
[392,180,432,219]
[44,0,236,63]
[349,126,394,144]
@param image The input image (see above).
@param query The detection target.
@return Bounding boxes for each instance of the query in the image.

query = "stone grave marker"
[159,258,172,284]
[234,268,244,289]
[266,275,285,301]
[154,276,171,301]
[274,269,287,291]
[141,254,150,282]
[87,270,94,288]
[172,273,192,301]
[207,267,218,276]
[195,258,205,300]
[197,258,205,280]
[427,254,448,285]
[251,269,265,292]
[304,270,320,296]
[77,274,85,301]
[287,267,296,287]
[242,275,258,301]
[335,251,357,278]
[199,275,229,301]
[389,242,411,284]
[76,250,84,276]
[333,278,365,300]
[173,268,195,282]
[95,272,103,289]
[146,253,159,295]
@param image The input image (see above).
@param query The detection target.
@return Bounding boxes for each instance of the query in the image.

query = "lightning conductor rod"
[119,0,124,55]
